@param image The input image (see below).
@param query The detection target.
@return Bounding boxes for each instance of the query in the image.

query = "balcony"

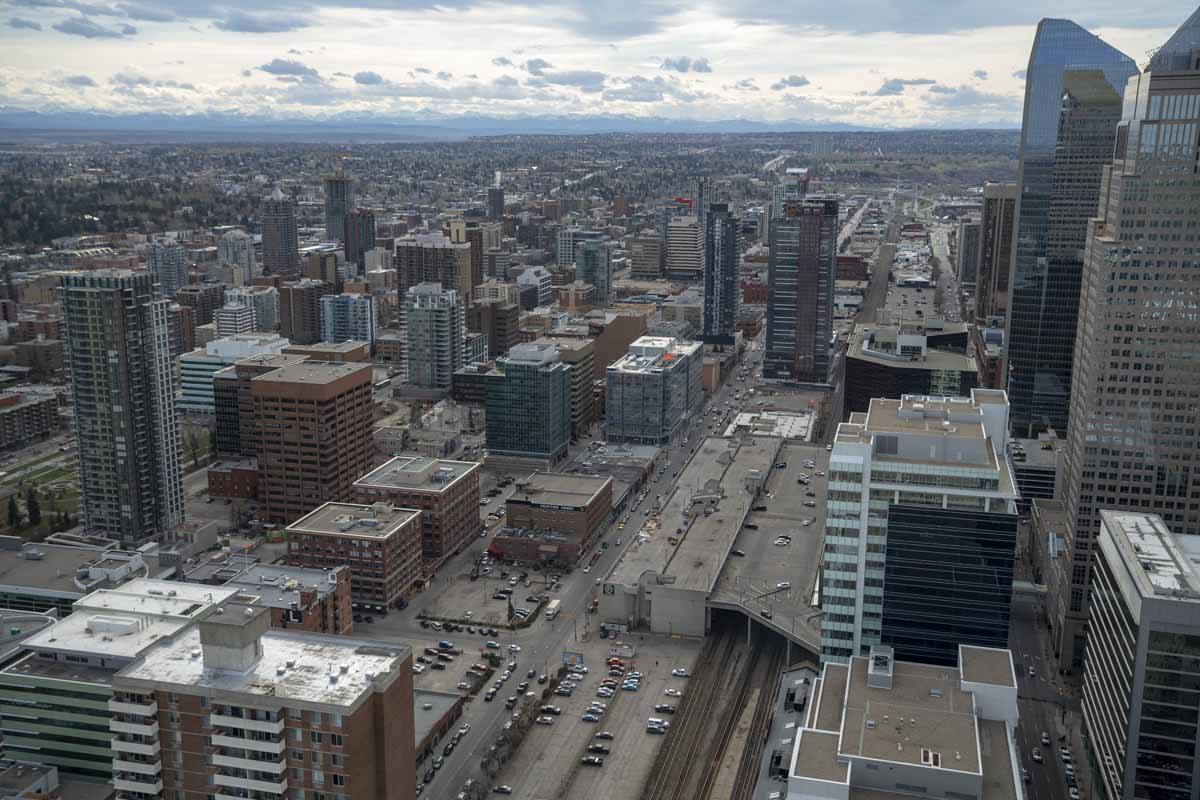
[112,757,162,776]
[215,793,285,800]
[111,738,161,757]
[214,773,287,794]
[213,754,285,773]
[113,777,163,795]
[111,719,160,737]
[109,698,158,717]
[210,714,285,734]
[211,734,286,755]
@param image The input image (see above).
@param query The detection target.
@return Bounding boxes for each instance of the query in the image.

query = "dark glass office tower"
[881,505,1017,667]
[323,168,354,242]
[764,198,836,384]
[702,203,739,346]
[1006,18,1136,436]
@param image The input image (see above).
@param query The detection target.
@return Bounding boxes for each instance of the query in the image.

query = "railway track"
[729,643,787,800]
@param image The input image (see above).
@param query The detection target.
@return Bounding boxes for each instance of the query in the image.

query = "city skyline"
[0,3,1188,129]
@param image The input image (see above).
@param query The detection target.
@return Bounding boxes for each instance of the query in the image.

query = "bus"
[545,599,561,620]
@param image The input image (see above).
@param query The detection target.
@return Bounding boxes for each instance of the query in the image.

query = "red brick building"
[489,472,613,564]
[741,280,768,304]
[207,459,260,499]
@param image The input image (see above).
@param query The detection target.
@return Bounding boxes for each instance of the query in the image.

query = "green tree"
[7,495,19,529]
[25,489,40,526]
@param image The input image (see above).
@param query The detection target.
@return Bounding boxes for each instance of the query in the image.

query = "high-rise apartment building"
[148,240,188,298]
[323,168,354,242]
[61,270,184,545]
[403,283,464,390]
[447,220,484,291]
[279,278,332,345]
[175,283,225,327]
[1083,510,1200,800]
[666,215,703,281]
[218,229,256,286]
[344,207,377,275]
[225,285,279,332]
[1058,25,1200,667]
[629,236,664,278]
[973,183,1017,324]
[703,202,740,346]
[467,299,519,359]
[821,389,1019,665]
[487,186,505,220]
[214,301,256,337]
[354,456,482,571]
[260,187,301,276]
[956,219,981,286]
[485,342,571,464]
[111,601,415,800]
[576,238,612,304]
[1008,68,1132,438]
[395,232,472,298]
[1007,18,1137,427]
[533,336,596,442]
[605,336,703,446]
[764,198,836,384]
[320,293,377,348]
[252,361,373,523]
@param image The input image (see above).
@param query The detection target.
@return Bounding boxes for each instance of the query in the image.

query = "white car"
[773,538,790,547]
[535,716,555,725]
[583,566,591,573]
[413,664,426,674]
[671,668,690,678]
[508,644,521,652]
[665,688,683,697]
[776,582,791,590]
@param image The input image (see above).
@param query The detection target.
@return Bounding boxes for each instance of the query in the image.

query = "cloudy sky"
[0,0,1192,127]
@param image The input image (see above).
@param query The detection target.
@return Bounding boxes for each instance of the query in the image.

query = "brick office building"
[489,473,613,563]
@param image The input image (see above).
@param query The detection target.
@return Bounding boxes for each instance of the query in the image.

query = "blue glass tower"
[1006,19,1137,437]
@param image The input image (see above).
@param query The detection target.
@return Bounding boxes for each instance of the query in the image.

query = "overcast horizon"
[0,1,1193,129]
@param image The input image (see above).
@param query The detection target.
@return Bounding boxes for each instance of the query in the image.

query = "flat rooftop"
[848,328,977,373]
[234,353,307,371]
[284,340,369,354]
[252,360,371,386]
[722,411,814,441]
[0,544,121,598]
[960,645,1016,688]
[1102,510,1200,601]
[185,558,342,609]
[286,502,421,540]
[508,472,612,509]
[415,689,462,745]
[354,455,479,494]
[117,627,410,710]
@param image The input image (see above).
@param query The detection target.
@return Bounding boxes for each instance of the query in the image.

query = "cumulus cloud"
[62,74,96,87]
[111,72,195,90]
[413,67,432,74]
[52,15,133,38]
[603,75,702,103]
[660,56,712,73]
[528,69,607,93]
[973,69,989,80]
[119,3,172,22]
[214,11,308,33]
[353,71,383,85]
[928,84,957,94]
[732,78,759,92]
[522,58,553,76]
[926,84,1020,111]
[874,77,935,95]
[770,74,810,90]
[436,71,452,80]
[258,59,321,82]
[10,17,42,30]
[491,56,513,67]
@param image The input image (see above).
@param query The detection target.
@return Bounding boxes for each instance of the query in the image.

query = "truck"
[545,599,561,620]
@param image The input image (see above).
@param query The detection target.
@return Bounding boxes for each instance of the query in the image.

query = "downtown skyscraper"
[61,270,183,545]
[260,187,300,276]
[323,166,354,242]
[1005,18,1137,436]
[1057,11,1200,667]
[702,202,739,346]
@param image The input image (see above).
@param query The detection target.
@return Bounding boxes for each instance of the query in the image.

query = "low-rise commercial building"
[488,473,613,564]
[286,502,423,610]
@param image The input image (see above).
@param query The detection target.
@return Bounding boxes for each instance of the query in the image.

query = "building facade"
[280,279,332,345]
[320,293,377,348]
[218,229,256,286]
[605,336,703,446]
[395,233,472,299]
[666,215,703,281]
[148,240,188,298]
[576,238,612,304]
[260,187,301,276]
[403,283,465,390]
[323,170,354,242]
[344,207,376,274]
[225,285,280,333]
[702,202,740,346]
[485,342,571,464]
[973,183,1017,325]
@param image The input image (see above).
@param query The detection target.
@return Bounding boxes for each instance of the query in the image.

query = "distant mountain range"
[0,109,928,141]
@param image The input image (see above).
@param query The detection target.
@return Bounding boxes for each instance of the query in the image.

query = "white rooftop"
[1102,510,1200,601]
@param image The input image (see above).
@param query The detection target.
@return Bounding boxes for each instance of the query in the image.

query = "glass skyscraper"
[1006,18,1137,436]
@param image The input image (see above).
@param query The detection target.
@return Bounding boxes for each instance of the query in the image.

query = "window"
[332,775,345,787]
[312,770,325,786]
[330,734,343,747]
[310,731,323,744]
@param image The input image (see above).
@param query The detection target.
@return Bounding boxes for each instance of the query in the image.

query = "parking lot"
[421,569,559,629]
[490,634,702,799]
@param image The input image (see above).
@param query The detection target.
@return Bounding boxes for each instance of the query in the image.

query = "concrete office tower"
[395,232,472,298]
[148,239,188,298]
[225,285,279,332]
[179,333,288,414]
[973,182,1017,324]
[214,301,255,337]
[485,342,571,464]
[61,270,184,545]
[1007,17,1137,421]
[306,246,342,286]
[487,186,505,220]
[1059,29,1200,669]
[403,283,464,389]
[956,219,981,287]
[1083,511,1200,800]
[279,278,332,345]
[218,228,256,286]
[666,215,703,281]
[111,601,415,800]
[447,219,484,291]
[467,299,519,358]
[556,226,606,268]
[605,336,703,446]
[516,265,553,306]
[484,247,511,279]
[820,389,1019,665]
[174,283,225,327]
[576,238,612,304]
[764,198,837,384]
[703,203,740,346]
[629,236,665,278]
[252,360,373,522]
[260,187,301,276]
[1008,70,1127,438]
[323,167,354,241]
[533,336,596,441]
[320,292,377,348]
[344,207,377,275]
